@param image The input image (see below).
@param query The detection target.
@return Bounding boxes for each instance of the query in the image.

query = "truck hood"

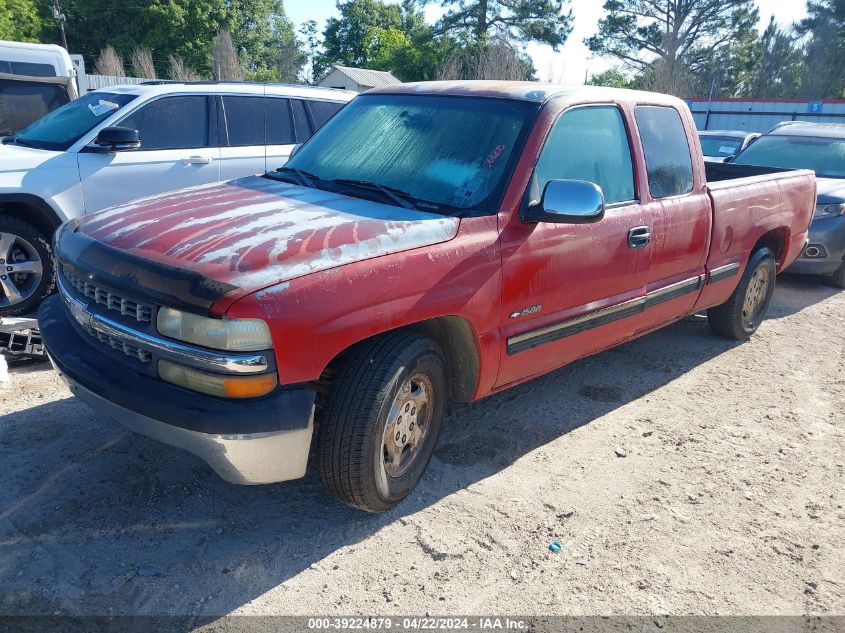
[0,143,61,173]
[815,177,845,202]
[76,175,460,297]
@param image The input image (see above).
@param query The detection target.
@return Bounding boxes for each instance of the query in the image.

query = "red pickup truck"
[39,82,815,512]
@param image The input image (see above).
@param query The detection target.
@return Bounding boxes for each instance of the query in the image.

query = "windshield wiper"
[270,166,321,188]
[329,178,418,210]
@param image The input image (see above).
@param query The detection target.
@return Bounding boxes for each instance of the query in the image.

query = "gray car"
[698,130,760,162]
[731,122,845,288]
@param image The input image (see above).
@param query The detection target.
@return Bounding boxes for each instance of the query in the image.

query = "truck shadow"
[0,280,835,620]
[767,273,841,319]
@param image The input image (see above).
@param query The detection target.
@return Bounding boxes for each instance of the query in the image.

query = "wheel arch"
[0,194,64,241]
[317,315,482,404]
[752,226,788,268]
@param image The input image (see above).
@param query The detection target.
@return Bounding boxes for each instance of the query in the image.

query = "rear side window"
[290,99,311,142]
[266,98,295,145]
[534,105,636,204]
[222,96,265,146]
[635,106,694,198]
[120,96,209,150]
[307,100,344,130]
[0,59,57,77]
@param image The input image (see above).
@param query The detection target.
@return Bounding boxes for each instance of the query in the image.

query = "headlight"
[156,307,272,351]
[158,360,277,398]
[814,203,845,219]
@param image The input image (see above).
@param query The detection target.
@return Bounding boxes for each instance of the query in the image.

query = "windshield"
[699,135,743,158]
[284,94,536,214]
[733,134,845,179]
[9,91,137,151]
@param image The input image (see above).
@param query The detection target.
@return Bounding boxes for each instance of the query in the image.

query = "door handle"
[628,226,651,248]
[181,156,212,165]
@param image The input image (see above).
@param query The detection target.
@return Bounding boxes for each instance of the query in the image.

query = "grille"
[85,327,152,364]
[62,266,153,323]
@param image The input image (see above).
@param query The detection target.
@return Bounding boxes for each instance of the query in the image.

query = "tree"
[586,0,758,95]
[130,48,157,79]
[437,38,534,80]
[797,0,845,99]
[431,0,572,49]
[0,0,52,43]
[317,0,454,81]
[587,68,634,89]
[64,0,234,77]
[299,20,320,83]
[230,0,304,81]
[212,30,244,81]
[168,54,202,81]
[317,0,404,76]
[94,45,125,76]
[737,17,803,99]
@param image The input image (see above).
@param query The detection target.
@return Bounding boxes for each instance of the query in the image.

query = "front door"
[78,95,219,213]
[497,104,651,387]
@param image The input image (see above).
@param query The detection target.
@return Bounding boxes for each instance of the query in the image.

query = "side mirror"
[93,126,140,152]
[522,179,605,224]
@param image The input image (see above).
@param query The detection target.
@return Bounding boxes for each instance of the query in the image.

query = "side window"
[120,96,209,150]
[266,98,295,145]
[534,106,636,205]
[290,99,311,142]
[222,96,265,146]
[307,100,344,130]
[634,105,694,198]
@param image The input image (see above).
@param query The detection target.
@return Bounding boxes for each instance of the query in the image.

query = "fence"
[689,98,845,132]
[80,73,155,93]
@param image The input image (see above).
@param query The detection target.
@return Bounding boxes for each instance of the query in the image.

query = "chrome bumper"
[62,372,314,485]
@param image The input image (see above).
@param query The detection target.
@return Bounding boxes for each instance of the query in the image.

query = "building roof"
[327,65,401,88]
[369,80,686,108]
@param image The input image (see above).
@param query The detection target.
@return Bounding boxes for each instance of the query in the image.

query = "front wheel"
[707,247,776,340]
[0,217,55,317]
[316,331,447,512]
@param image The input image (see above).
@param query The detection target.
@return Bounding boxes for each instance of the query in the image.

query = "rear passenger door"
[264,99,345,171]
[78,95,220,213]
[632,105,711,333]
[218,95,267,181]
[264,97,300,172]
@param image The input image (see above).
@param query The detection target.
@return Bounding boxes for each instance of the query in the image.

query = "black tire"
[316,331,447,512]
[0,216,55,317]
[707,247,776,340]
[830,259,845,290]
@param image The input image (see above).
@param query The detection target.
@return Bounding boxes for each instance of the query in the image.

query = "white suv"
[0,81,355,315]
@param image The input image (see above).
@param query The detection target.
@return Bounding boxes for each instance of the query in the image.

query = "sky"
[285,0,811,84]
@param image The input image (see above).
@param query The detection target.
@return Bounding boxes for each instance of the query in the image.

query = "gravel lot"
[0,275,843,621]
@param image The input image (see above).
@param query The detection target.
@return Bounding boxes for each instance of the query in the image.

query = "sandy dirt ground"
[0,274,842,622]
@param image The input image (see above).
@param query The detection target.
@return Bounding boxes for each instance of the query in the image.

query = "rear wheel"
[0,217,54,317]
[316,331,447,512]
[708,247,776,340]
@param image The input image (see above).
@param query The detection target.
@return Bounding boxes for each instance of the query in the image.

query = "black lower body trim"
[708,262,741,284]
[507,274,705,355]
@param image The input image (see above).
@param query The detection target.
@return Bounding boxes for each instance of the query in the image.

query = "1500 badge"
[509,305,542,318]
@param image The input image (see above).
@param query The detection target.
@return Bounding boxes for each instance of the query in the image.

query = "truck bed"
[705,161,800,186]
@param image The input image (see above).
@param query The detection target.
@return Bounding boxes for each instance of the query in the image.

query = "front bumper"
[39,294,315,484]
[786,216,845,276]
